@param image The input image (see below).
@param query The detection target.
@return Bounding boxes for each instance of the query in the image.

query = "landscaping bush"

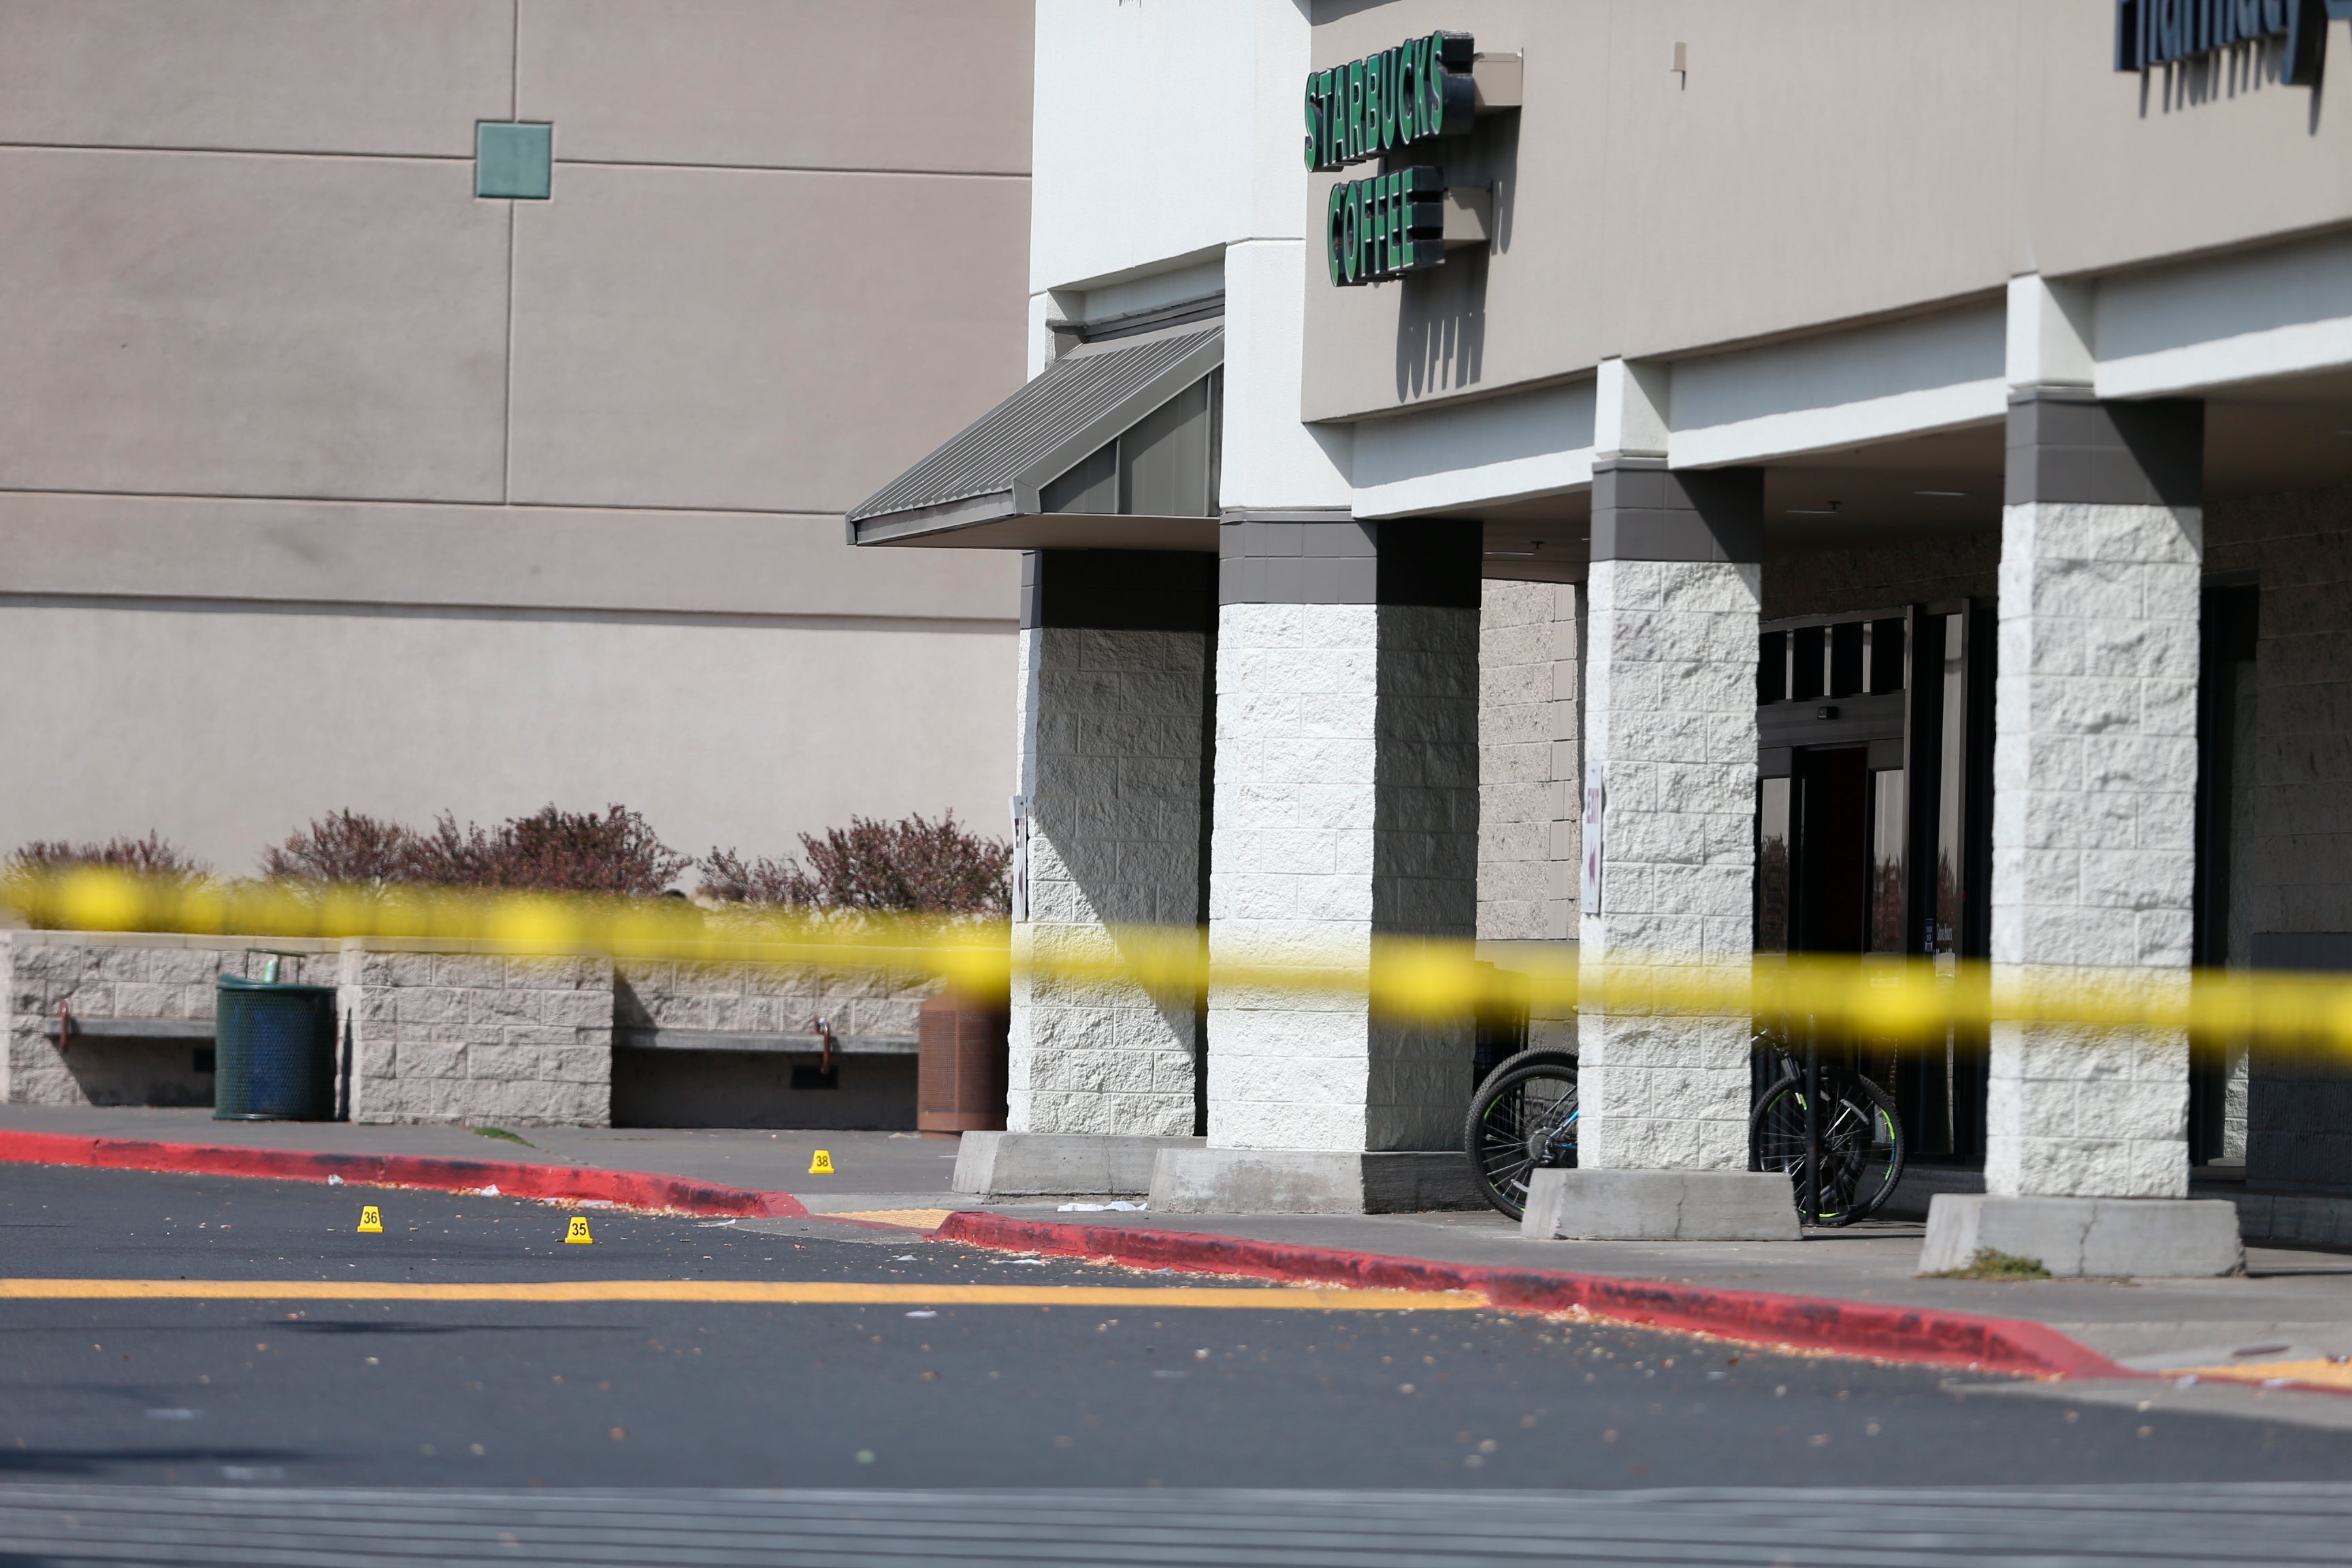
[3,832,210,928]
[7,832,208,884]
[407,804,691,896]
[701,812,1010,915]
[263,804,689,897]
[261,811,417,887]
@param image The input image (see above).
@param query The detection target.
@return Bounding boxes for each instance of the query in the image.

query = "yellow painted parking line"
[0,1279,1482,1310]
[2163,1358,2352,1390]
[828,1209,956,1228]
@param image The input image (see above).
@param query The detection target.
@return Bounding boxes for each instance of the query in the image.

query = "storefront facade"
[854,0,2352,1264]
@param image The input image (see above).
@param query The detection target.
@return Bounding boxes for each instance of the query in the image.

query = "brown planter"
[917,992,1009,1132]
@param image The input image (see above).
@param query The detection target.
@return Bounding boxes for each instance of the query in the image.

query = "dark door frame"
[1757,600,1993,1164]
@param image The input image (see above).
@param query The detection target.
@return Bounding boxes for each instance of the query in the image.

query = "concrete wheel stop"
[951,1131,1203,1198]
[1520,1169,1803,1241]
[1918,1193,2245,1278]
[1147,1147,1486,1215]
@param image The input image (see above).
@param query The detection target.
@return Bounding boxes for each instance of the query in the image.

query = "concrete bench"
[42,1017,215,1042]
[612,1027,915,1056]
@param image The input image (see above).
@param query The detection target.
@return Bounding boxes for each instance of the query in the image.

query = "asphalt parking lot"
[1,1163,2347,1494]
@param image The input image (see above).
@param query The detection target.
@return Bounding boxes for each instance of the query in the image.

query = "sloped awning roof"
[847,325,1224,549]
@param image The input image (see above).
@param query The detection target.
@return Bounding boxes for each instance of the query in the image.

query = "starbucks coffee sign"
[1326,165,1444,287]
[1303,30,1476,172]
[1307,31,1480,287]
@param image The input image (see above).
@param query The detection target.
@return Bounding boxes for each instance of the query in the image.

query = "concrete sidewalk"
[5,1105,2349,1388]
[990,1205,2352,1373]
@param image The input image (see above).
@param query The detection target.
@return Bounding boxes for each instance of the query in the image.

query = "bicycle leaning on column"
[1463,1024,1906,1226]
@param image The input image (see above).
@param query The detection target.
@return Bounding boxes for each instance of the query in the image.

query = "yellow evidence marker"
[356,1207,383,1234]
[808,1149,835,1175]
[564,1215,595,1245]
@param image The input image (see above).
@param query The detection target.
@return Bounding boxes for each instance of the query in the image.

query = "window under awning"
[847,323,1224,551]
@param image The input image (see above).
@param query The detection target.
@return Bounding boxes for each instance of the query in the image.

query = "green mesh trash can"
[214,972,338,1121]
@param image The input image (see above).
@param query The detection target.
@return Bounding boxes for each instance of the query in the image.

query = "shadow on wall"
[1392,107,1512,403]
[612,1049,917,1131]
[55,1039,213,1107]
[1396,249,1488,403]
[2141,35,2296,114]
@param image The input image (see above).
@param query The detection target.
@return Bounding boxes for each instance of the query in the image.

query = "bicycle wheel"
[1465,1052,1579,1221]
[1748,1068,1904,1226]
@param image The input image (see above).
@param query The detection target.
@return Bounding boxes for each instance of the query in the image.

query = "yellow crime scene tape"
[12,867,2352,1056]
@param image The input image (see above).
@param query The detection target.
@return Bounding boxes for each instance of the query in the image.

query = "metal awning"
[847,324,1224,549]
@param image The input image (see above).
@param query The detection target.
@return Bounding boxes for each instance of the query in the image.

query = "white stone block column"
[1153,516,1482,1214]
[1918,387,2241,1278]
[1987,392,2204,1201]
[1542,459,1795,1240]
[1579,555,1759,1172]
[1005,551,1213,1144]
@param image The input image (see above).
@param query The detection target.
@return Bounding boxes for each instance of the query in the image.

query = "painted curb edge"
[934,1211,2140,1381]
[0,1132,2239,1386]
[0,1130,810,1219]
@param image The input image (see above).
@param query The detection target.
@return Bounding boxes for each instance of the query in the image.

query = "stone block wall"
[4,928,954,1126]
[3,926,973,1128]
[1369,603,1482,1148]
[1209,600,1480,1154]
[2206,485,2352,941]
[1578,557,1760,1172]
[1009,624,1206,1139]
[613,957,931,1047]
[340,944,612,1126]
[2210,481,2352,1190]
[3,932,337,1107]
[1761,527,1998,621]
[609,954,933,1130]
[1986,500,2200,1200]
[1211,600,1382,1154]
[1477,580,1580,944]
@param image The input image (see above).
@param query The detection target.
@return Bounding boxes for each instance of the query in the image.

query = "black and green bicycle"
[1464,1029,1906,1226]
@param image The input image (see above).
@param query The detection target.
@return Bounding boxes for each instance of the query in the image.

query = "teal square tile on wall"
[476,122,551,199]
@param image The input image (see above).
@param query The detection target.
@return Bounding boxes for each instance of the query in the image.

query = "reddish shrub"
[6,832,208,883]
[262,811,417,886]
[410,804,691,896]
[702,812,1010,915]
[3,832,210,928]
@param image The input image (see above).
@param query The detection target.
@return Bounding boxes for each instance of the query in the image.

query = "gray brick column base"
[1147,1147,1485,1214]
[1519,1169,1801,1241]
[1919,1194,2243,1278]
[951,1131,1203,1197]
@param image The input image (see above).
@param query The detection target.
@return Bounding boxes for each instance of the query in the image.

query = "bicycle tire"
[1464,1052,1580,1222]
[1748,1068,1905,1226]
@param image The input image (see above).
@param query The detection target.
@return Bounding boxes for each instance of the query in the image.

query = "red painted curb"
[934,1212,2137,1381]
[0,1130,809,1220]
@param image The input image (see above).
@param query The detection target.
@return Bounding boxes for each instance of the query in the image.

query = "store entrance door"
[1789,745,1896,955]
[1757,605,1991,1166]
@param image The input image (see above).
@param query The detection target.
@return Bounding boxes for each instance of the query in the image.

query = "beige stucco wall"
[1303,0,2352,422]
[0,0,1030,874]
